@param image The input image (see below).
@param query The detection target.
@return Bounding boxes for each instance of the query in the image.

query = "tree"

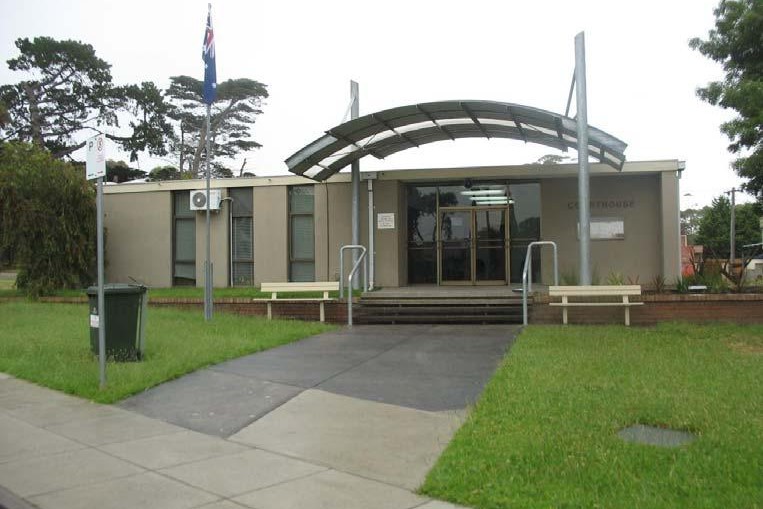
[105,160,146,183]
[681,206,709,239]
[695,195,761,259]
[0,37,172,160]
[690,1,763,202]
[112,82,175,162]
[0,101,9,128]
[165,76,268,178]
[534,153,571,165]
[148,165,181,182]
[0,142,96,296]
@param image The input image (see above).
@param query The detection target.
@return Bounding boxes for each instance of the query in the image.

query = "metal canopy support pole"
[204,103,213,320]
[350,80,360,289]
[574,32,591,285]
[96,177,106,389]
[367,177,375,290]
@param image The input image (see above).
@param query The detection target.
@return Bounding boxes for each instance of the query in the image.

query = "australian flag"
[202,7,217,104]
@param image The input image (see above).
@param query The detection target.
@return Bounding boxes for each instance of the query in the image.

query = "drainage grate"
[618,424,696,447]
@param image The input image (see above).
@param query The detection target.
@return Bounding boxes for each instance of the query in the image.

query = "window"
[173,191,196,286]
[230,187,254,285]
[289,186,315,281]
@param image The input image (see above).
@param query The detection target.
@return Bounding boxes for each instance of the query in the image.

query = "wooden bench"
[259,282,340,322]
[548,285,643,326]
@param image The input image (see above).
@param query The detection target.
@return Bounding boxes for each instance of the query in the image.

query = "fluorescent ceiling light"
[461,189,505,196]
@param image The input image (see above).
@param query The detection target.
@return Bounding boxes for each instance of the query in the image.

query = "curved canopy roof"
[285,100,627,181]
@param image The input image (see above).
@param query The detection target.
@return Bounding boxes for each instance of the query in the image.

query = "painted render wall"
[321,179,401,287]
[102,161,681,288]
[103,191,172,286]
[539,174,663,284]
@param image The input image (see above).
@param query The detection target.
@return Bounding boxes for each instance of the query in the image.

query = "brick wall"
[532,294,763,325]
[29,294,763,326]
[145,298,349,324]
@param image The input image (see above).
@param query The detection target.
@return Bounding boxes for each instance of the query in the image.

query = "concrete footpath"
[0,325,518,509]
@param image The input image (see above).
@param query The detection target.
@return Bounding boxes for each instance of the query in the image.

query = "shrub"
[605,271,625,285]
[0,142,96,296]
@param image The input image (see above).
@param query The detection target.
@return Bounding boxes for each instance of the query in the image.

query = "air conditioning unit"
[190,189,222,211]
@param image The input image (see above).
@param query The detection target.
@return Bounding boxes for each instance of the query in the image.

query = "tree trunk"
[191,121,208,177]
[22,82,43,147]
[179,123,185,176]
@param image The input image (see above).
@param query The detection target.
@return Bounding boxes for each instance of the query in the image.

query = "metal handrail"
[522,241,558,325]
[339,245,367,326]
[339,245,368,296]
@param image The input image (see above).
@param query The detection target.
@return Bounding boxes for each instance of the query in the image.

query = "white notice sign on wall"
[377,213,395,230]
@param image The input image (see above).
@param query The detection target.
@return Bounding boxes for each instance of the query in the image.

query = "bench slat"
[549,285,641,297]
[549,285,643,326]
[261,282,339,293]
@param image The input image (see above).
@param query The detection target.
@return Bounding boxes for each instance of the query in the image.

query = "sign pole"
[96,176,106,388]
[86,134,107,389]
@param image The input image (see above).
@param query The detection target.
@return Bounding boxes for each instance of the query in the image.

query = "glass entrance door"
[439,207,507,284]
[475,208,506,283]
[440,210,472,283]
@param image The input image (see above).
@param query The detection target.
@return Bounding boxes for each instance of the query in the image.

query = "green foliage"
[686,271,732,293]
[605,271,625,285]
[0,37,117,156]
[560,267,579,285]
[0,142,96,296]
[105,159,146,183]
[0,101,9,128]
[534,153,571,165]
[680,206,709,241]
[695,194,761,258]
[115,81,175,161]
[0,37,172,161]
[690,1,763,201]
[166,76,268,178]
[148,165,181,182]
[674,276,690,293]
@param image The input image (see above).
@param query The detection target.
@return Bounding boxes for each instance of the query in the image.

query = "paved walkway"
[0,325,519,509]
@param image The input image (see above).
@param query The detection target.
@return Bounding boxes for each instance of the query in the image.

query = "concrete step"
[354,314,523,324]
[359,298,524,306]
[355,306,523,316]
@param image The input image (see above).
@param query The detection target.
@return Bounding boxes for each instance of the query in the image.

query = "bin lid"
[86,284,147,295]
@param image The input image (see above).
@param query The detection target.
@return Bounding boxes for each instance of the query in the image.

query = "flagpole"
[204,102,213,321]
[203,2,214,321]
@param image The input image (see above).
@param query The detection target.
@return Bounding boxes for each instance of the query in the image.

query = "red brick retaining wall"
[18,294,763,326]
[532,293,763,325]
[37,297,349,324]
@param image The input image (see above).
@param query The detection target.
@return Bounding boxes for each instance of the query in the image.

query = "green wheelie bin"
[87,284,147,361]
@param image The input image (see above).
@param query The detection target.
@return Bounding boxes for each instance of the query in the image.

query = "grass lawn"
[421,322,762,509]
[0,301,335,404]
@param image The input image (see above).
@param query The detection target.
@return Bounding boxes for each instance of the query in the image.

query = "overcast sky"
[0,0,753,208]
